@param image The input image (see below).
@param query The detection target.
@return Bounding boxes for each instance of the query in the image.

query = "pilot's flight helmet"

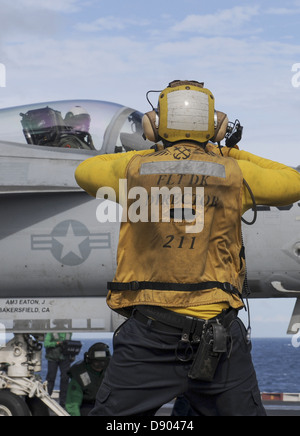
[85,343,111,364]
[142,80,228,145]
[65,106,91,132]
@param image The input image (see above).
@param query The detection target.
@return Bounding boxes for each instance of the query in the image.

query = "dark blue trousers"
[90,315,266,416]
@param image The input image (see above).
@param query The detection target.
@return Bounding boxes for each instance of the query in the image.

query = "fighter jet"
[0,99,155,415]
[0,99,299,334]
[0,100,156,334]
[0,99,299,415]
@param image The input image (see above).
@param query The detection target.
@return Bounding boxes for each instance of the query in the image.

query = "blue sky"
[0,0,300,165]
[1,0,300,337]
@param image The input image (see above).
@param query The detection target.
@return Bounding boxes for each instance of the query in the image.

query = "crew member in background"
[65,343,111,416]
[75,80,300,416]
[44,331,72,408]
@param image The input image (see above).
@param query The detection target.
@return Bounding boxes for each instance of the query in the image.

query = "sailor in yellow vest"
[75,80,300,416]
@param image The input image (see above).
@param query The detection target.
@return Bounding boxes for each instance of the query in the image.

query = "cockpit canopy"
[0,100,153,154]
[20,106,95,150]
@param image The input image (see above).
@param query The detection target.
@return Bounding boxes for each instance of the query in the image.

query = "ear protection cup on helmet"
[212,111,229,143]
[142,110,160,143]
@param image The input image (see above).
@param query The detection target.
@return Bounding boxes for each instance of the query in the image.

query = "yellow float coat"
[75,145,300,319]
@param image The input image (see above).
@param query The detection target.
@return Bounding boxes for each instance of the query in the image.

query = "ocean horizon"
[41,335,300,395]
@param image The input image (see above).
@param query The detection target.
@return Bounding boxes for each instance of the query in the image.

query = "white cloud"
[12,0,82,12]
[76,16,151,33]
[0,0,83,42]
[0,3,61,42]
[76,16,126,32]
[171,6,260,35]
[266,6,300,15]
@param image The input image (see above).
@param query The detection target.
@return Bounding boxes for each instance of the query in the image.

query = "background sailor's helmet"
[84,342,111,363]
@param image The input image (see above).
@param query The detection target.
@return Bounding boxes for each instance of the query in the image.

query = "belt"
[133,305,237,340]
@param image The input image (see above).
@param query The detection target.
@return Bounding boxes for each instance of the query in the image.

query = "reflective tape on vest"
[140,160,226,178]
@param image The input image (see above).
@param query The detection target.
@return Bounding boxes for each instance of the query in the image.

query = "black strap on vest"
[108,281,242,297]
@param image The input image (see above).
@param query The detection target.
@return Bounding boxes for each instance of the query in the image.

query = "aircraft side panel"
[0,192,120,332]
[243,203,300,298]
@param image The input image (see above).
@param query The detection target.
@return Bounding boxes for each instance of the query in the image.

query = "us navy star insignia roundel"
[31,220,111,266]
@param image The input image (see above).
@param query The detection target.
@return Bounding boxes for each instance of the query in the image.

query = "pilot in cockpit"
[64,106,95,150]
[20,105,95,150]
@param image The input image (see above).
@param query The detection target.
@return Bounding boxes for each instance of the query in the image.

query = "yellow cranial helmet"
[143,80,227,144]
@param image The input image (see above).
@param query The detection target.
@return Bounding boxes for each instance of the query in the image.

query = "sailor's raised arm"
[228,148,300,213]
[75,149,153,200]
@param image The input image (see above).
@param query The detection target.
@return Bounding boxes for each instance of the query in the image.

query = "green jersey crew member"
[75,80,300,416]
[66,343,111,416]
[44,332,72,407]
